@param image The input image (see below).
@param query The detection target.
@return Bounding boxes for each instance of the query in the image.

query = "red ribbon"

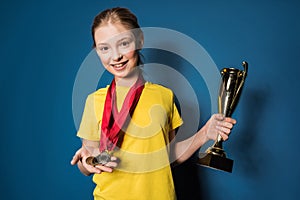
[100,75,145,152]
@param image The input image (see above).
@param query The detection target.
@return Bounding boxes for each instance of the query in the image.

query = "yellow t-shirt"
[77,82,183,200]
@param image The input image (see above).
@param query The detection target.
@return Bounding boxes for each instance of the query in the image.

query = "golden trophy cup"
[198,61,248,173]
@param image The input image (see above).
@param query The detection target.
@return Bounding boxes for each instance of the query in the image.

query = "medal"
[86,151,112,166]
[99,74,145,152]
[86,72,145,167]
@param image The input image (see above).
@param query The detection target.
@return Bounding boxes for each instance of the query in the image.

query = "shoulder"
[85,85,109,104]
[94,85,109,96]
[145,82,174,95]
[143,82,175,104]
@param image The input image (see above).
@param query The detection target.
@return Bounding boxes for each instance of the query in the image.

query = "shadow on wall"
[172,154,210,200]
[173,87,270,199]
[231,87,269,177]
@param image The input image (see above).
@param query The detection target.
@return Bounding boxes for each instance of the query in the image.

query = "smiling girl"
[71,7,236,200]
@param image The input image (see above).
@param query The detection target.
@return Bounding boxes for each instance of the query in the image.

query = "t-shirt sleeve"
[170,96,183,130]
[77,94,100,141]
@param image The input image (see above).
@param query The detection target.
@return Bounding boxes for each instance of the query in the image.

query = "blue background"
[1,0,299,199]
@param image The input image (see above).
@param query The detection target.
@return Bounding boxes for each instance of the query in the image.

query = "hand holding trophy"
[198,61,248,173]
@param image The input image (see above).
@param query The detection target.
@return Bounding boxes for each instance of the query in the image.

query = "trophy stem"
[198,137,233,172]
[205,135,227,158]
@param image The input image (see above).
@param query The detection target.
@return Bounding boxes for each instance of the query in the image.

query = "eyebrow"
[96,35,134,47]
[97,42,108,46]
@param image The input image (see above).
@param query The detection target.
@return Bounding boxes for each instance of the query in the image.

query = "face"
[94,23,141,81]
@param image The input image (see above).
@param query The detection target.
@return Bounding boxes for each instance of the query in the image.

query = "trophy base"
[198,152,233,173]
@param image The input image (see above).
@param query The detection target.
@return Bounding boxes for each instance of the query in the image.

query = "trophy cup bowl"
[198,61,248,173]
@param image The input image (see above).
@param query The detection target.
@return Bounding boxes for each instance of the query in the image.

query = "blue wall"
[1,0,299,199]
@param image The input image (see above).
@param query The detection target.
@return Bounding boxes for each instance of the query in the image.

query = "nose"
[112,49,123,61]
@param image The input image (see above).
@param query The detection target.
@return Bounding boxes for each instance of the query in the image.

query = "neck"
[115,68,141,87]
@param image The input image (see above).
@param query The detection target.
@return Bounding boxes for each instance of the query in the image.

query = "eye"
[120,40,130,47]
[98,46,109,53]
[119,37,134,49]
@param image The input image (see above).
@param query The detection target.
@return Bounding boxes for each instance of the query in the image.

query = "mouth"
[111,60,129,70]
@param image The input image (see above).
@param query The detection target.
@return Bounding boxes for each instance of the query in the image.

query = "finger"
[86,165,102,174]
[70,157,78,165]
[70,156,78,165]
[214,113,225,121]
[218,131,229,141]
[70,150,81,165]
[217,121,234,129]
[105,161,118,168]
[223,117,237,124]
[216,125,231,134]
[81,156,102,174]
[95,165,114,173]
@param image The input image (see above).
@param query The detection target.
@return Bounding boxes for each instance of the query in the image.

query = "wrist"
[197,125,210,145]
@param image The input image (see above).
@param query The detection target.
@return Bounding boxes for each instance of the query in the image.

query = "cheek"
[120,43,137,58]
[125,50,137,60]
[97,52,110,66]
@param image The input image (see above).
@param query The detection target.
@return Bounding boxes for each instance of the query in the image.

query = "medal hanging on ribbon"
[90,74,145,165]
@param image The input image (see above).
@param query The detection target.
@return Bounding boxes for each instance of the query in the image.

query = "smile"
[111,60,128,69]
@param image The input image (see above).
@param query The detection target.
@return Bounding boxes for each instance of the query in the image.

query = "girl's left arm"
[171,114,236,164]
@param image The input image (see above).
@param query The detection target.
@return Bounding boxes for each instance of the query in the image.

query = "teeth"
[112,61,127,68]
[115,64,123,68]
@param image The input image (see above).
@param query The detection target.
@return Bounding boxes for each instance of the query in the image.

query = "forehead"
[94,23,135,44]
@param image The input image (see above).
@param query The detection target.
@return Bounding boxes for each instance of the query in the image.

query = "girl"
[71,7,236,200]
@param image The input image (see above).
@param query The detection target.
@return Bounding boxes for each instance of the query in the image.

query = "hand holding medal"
[86,150,113,166]
[74,140,118,174]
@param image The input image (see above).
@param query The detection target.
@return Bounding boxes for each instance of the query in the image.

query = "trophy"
[198,61,248,173]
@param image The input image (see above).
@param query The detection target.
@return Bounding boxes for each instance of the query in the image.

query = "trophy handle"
[230,61,248,111]
[242,61,248,75]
